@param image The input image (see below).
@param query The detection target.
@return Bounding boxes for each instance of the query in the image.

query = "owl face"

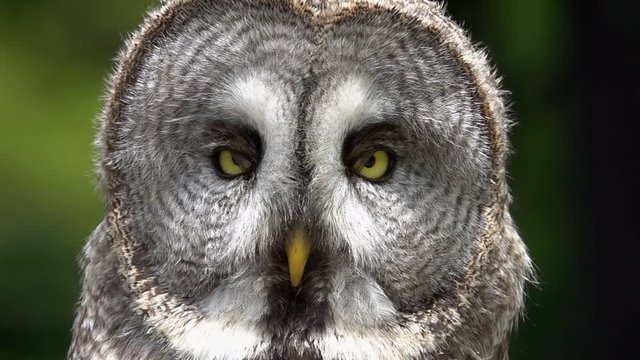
[109,0,495,357]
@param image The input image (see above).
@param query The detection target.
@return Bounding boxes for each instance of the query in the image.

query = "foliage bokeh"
[0,1,587,359]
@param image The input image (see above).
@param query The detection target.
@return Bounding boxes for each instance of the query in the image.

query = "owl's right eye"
[212,148,255,179]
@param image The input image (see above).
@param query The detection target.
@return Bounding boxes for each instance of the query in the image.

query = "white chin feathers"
[166,269,401,360]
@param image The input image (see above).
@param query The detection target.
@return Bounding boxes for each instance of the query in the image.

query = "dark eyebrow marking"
[342,122,402,163]
[206,121,263,160]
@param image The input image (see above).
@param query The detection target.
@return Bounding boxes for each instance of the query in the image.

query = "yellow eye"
[353,149,391,181]
[214,149,254,178]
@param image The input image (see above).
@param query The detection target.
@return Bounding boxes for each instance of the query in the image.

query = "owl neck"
[101,200,526,359]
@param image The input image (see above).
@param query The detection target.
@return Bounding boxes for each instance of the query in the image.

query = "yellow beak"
[286,227,312,287]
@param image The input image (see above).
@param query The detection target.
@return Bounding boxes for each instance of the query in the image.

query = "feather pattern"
[69,1,532,359]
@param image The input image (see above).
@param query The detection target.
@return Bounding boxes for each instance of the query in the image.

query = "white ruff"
[170,318,268,360]
[310,324,433,360]
[145,272,271,360]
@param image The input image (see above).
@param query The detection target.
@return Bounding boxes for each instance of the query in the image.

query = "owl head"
[95,0,532,358]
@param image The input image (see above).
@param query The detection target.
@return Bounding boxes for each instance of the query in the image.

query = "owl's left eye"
[351,148,394,182]
[212,148,255,179]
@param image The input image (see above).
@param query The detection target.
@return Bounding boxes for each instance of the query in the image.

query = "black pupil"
[364,155,376,168]
[232,152,249,168]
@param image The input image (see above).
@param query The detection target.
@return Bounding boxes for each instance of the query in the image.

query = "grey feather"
[69,1,533,359]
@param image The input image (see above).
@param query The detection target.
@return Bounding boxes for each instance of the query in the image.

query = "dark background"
[0,1,637,359]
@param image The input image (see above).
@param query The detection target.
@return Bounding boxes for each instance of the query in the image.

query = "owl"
[68,0,532,359]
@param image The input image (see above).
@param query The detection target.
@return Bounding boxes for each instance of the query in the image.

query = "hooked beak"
[286,227,312,287]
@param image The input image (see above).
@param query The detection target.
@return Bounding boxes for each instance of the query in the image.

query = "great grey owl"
[68,0,533,359]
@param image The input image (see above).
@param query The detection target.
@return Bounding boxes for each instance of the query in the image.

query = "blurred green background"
[0,1,592,359]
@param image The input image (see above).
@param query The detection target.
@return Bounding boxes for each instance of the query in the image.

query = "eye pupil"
[232,152,250,168]
[214,148,254,178]
[351,149,392,182]
[364,156,376,168]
